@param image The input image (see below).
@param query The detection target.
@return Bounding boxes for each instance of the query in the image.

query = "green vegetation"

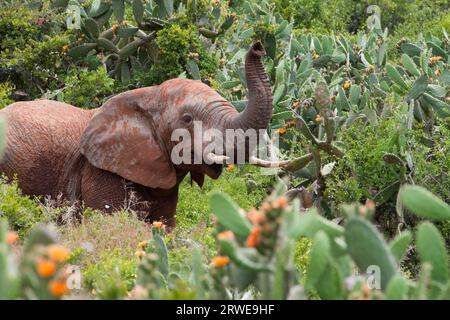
[0,0,449,300]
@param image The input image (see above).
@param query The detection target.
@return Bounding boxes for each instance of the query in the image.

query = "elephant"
[0,41,288,228]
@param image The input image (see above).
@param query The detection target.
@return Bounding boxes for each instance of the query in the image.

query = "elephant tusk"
[249,156,294,168]
[249,153,314,170]
[204,152,230,164]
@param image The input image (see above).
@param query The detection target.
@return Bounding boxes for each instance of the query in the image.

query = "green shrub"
[83,248,138,295]
[143,24,217,85]
[0,34,72,98]
[0,82,14,108]
[62,67,115,109]
[0,6,41,52]
[0,177,59,237]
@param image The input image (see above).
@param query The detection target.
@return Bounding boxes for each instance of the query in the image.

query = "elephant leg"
[80,162,128,213]
[133,184,179,229]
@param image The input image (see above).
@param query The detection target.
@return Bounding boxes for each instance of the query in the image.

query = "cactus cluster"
[0,222,71,299]
[118,182,449,300]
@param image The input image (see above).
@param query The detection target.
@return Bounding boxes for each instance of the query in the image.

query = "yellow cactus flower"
[138,241,148,249]
[343,80,351,90]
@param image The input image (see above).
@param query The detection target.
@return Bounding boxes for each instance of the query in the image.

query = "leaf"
[97,37,118,52]
[385,275,410,300]
[265,33,276,60]
[386,64,408,91]
[400,43,422,57]
[152,234,169,277]
[401,54,420,77]
[89,0,110,17]
[132,0,144,23]
[306,231,331,289]
[426,85,447,98]
[117,27,139,38]
[421,93,450,118]
[289,209,344,239]
[389,231,412,262]
[187,59,200,80]
[68,43,97,57]
[416,222,449,284]
[118,40,139,59]
[112,0,125,21]
[345,217,397,289]
[219,15,234,33]
[220,80,241,90]
[398,185,450,221]
[362,106,378,125]
[406,75,428,102]
[314,261,345,299]
[120,62,131,82]
[337,87,351,111]
[210,192,252,240]
[83,18,100,39]
[349,85,361,106]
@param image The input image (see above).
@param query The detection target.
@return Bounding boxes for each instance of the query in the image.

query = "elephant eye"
[182,113,193,126]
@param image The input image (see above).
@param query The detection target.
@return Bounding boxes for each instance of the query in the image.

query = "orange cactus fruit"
[48,280,69,297]
[247,208,265,225]
[315,115,321,123]
[62,45,69,52]
[212,256,230,268]
[47,245,70,263]
[6,231,19,245]
[245,227,262,247]
[36,258,57,278]
[112,24,118,32]
[277,127,286,135]
[272,196,288,209]
[217,230,235,241]
[135,250,146,258]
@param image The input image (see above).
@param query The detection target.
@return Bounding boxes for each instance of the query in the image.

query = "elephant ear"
[79,101,176,189]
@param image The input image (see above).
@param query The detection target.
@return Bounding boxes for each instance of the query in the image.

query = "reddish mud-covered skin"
[0,42,272,228]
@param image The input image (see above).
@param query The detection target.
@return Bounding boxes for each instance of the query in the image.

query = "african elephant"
[0,42,286,228]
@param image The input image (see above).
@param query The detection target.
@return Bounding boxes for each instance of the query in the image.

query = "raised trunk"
[228,41,273,131]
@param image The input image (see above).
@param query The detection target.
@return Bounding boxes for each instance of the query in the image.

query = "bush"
[0,177,59,237]
[0,82,14,108]
[62,67,115,109]
[0,34,72,99]
[144,24,217,85]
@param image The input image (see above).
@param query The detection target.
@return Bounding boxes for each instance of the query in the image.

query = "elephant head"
[80,41,280,190]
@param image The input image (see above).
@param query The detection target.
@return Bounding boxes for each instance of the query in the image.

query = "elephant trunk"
[228,41,273,131]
